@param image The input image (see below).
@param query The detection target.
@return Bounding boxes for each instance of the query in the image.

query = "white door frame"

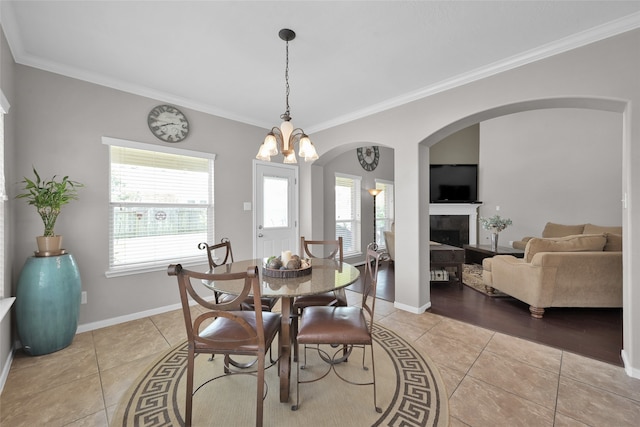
[252,160,299,259]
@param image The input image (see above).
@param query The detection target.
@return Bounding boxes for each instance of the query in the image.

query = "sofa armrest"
[486,255,555,307]
[512,237,533,250]
[530,251,622,307]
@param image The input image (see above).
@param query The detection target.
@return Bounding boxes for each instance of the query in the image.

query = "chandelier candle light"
[479,214,513,251]
[256,29,319,164]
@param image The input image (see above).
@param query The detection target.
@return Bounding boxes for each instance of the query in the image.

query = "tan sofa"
[483,232,622,318]
[512,222,622,250]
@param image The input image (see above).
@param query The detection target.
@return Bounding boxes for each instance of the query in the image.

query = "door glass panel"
[263,176,289,228]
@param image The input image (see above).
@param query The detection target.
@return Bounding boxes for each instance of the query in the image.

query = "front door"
[254,161,298,259]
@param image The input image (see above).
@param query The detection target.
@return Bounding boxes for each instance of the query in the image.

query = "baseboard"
[621,349,640,379]
[394,300,430,314]
[76,297,214,334]
[0,345,15,395]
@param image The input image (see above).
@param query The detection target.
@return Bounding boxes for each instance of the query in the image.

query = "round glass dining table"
[204,257,360,403]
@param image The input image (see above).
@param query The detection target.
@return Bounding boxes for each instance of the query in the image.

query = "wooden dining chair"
[292,243,382,413]
[292,236,346,361]
[167,263,281,427]
[198,238,278,311]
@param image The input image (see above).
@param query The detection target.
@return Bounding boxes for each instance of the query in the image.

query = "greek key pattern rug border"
[116,323,447,427]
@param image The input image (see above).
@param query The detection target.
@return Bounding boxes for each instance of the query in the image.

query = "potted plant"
[16,167,83,254]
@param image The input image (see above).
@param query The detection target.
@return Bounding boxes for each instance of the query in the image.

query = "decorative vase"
[490,232,499,251]
[16,253,81,355]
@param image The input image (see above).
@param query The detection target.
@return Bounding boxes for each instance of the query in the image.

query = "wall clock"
[147,105,190,143]
[357,146,380,171]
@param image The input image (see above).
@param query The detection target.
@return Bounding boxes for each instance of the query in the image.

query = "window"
[335,173,361,256]
[375,179,394,248]
[103,137,215,276]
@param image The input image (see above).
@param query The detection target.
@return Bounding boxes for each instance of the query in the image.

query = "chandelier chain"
[281,39,291,121]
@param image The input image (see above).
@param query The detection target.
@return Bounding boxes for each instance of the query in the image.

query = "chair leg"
[256,350,265,426]
[186,348,195,426]
[292,341,301,411]
[292,312,299,362]
[369,344,382,413]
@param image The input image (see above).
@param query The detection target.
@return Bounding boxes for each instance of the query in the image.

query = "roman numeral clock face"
[357,146,380,171]
[147,105,190,143]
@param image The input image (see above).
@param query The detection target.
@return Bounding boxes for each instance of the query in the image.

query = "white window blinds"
[104,138,215,276]
[335,173,361,256]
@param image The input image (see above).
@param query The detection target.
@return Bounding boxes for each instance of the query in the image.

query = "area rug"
[462,263,508,297]
[111,323,449,427]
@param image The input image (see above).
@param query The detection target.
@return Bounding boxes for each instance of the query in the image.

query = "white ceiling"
[2,1,640,132]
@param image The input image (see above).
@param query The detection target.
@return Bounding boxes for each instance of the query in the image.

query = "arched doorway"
[418,96,631,368]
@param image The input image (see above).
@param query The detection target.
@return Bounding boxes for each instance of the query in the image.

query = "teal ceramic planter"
[16,253,81,356]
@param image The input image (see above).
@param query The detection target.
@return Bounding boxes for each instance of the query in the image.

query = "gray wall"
[9,63,267,329]
[429,111,622,247]
[322,146,394,264]
[478,108,622,245]
[430,124,479,164]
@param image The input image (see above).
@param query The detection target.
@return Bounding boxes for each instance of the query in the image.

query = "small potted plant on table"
[17,167,83,254]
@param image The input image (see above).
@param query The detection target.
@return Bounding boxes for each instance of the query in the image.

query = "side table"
[16,253,82,355]
[463,244,525,265]
[430,243,465,288]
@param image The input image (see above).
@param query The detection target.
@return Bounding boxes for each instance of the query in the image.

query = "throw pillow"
[541,222,586,238]
[604,233,623,252]
[524,233,607,262]
[583,223,623,235]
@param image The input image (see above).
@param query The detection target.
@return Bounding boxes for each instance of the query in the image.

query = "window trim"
[102,137,217,161]
[102,137,216,277]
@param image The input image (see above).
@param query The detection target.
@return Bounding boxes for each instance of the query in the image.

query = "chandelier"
[256,29,318,164]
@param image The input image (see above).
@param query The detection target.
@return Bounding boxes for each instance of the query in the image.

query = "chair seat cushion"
[218,292,278,312]
[196,311,281,352]
[293,292,338,309]
[243,297,279,312]
[297,306,371,345]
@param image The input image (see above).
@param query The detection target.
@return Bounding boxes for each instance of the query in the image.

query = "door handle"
[258,233,264,238]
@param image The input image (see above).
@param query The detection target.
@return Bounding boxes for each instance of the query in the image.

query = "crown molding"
[3,4,639,133]
[308,11,640,133]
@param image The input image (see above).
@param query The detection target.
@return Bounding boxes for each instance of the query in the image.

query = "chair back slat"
[198,237,234,268]
[167,264,266,349]
[300,236,343,262]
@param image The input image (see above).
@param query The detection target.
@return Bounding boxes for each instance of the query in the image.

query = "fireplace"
[429,203,482,246]
[430,215,469,247]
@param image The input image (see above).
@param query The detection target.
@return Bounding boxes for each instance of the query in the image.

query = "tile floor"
[2,290,640,426]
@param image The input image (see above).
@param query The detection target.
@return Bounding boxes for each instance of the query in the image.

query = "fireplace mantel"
[429,203,483,245]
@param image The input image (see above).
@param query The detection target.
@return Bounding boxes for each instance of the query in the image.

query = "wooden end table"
[463,244,525,265]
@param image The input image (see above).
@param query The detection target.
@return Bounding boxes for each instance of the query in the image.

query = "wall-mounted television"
[430,164,478,203]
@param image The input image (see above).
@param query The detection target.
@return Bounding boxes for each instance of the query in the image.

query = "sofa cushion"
[604,233,623,252]
[541,222,585,238]
[583,223,622,235]
[524,234,607,262]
